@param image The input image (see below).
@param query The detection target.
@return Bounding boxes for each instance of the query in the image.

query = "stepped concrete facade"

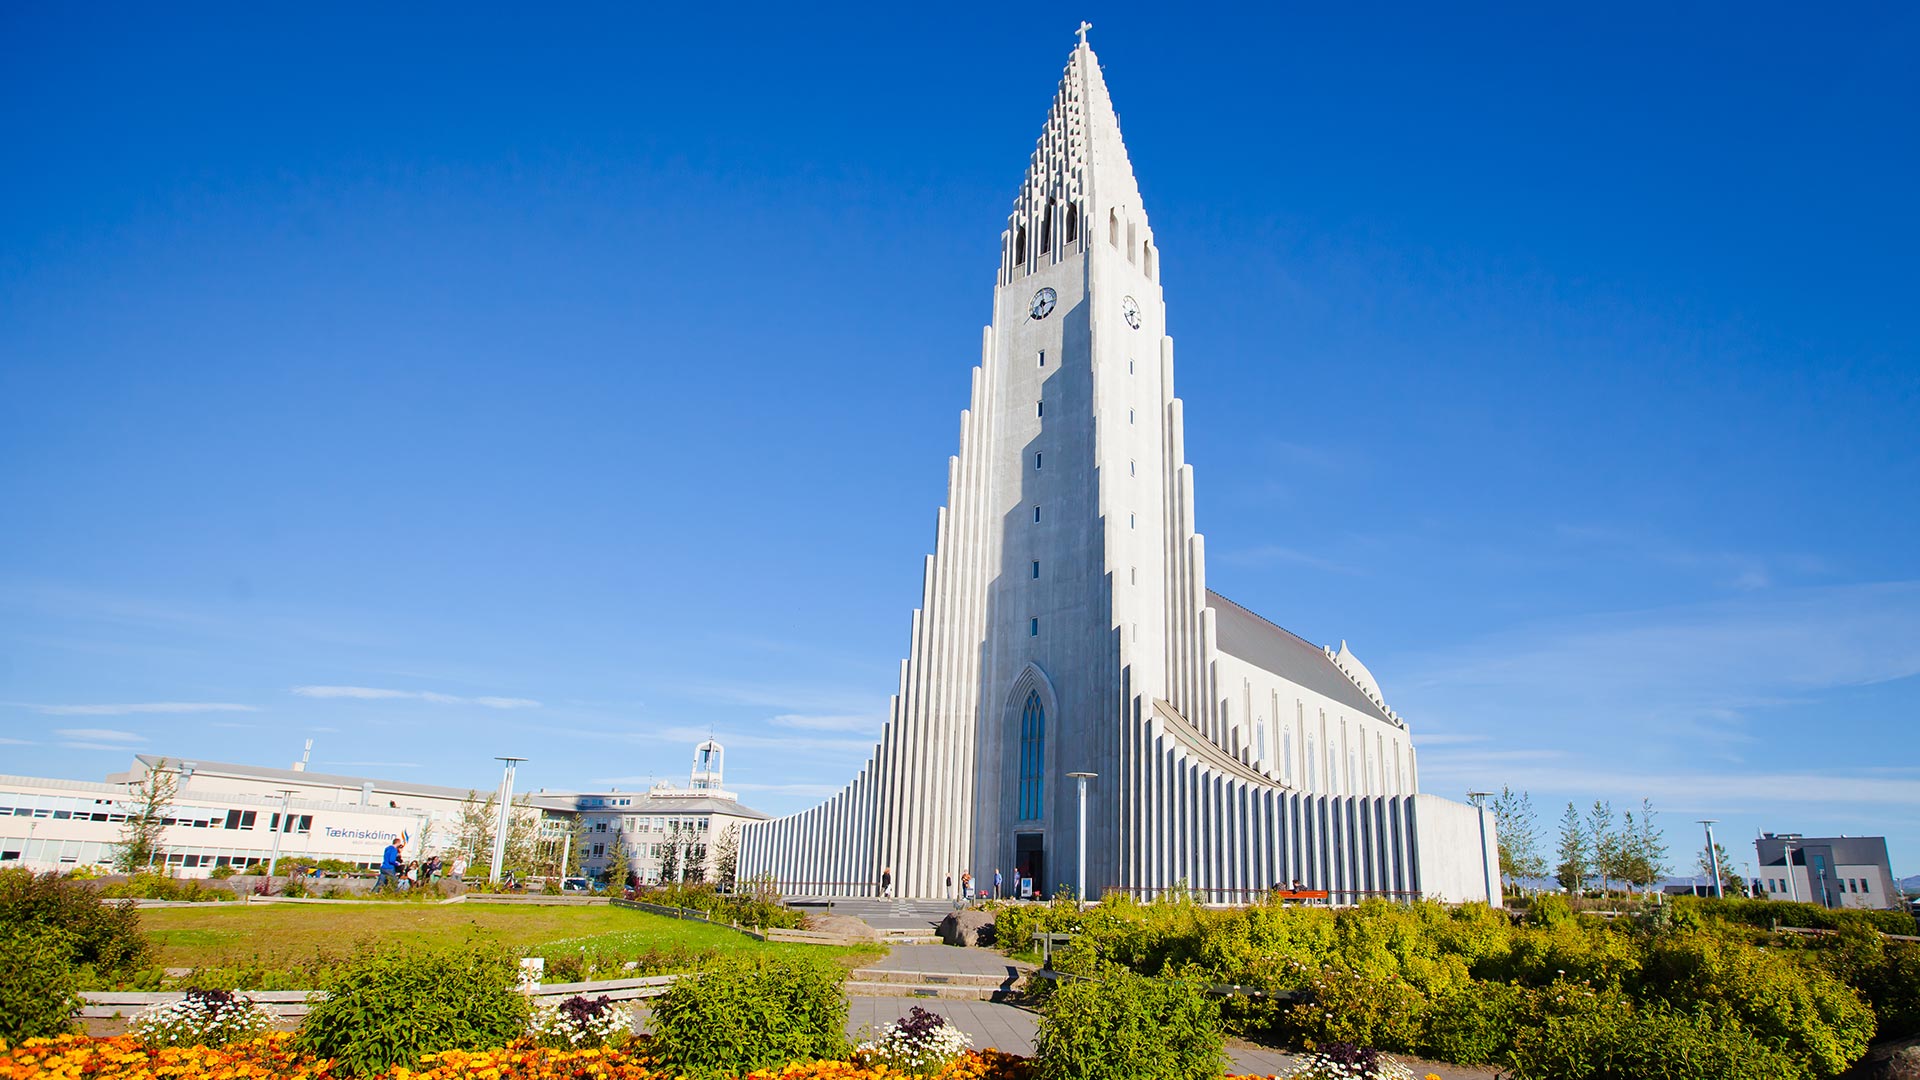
[739,33,1497,905]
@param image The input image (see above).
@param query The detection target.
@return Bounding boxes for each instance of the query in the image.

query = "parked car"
[561,877,601,893]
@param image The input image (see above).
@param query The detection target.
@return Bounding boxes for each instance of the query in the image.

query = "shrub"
[0,923,82,1043]
[97,873,237,903]
[129,989,273,1048]
[648,951,848,1076]
[209,864,237,880]
[294,945,529,1075]
[1636,929,1873,1077]
[0,867,152,975]
[1525,893,1575,929]
[1818,924,1920,1040]
[1420,979,1533,1066]
[1282,964,1426,1054]
[1033,966,1224,1080]
[1508,986,1804,1080]
[854,1005,974,1076]
[526,993,635,1049]
[1678,895,1916,936]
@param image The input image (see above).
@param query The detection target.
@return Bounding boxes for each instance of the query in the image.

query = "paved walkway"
[861,943,1034,978]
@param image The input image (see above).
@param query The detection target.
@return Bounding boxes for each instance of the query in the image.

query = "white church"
[739,31,1498,906]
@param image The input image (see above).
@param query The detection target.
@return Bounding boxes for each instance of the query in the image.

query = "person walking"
[376,837,404,890]
[946,871,953,898]
[993,867,1002,899]
[880,866,893,899]
[961,871,974,901]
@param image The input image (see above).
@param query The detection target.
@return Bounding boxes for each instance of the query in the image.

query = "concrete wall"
[1412,794,1500,905]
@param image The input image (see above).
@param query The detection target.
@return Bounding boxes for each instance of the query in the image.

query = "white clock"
[1029,288,1057,320]
[1121,295,1141,329]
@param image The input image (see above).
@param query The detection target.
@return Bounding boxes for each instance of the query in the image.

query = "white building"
[0,740,766,880]
[531,740,770,886]
[739,32,1498,904]
[1754,833,1900,910]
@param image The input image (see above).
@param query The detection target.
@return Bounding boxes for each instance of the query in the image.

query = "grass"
[138,901,881,975]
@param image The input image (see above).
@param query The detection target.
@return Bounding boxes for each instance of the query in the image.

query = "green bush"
[0,867,152,976]
[1678,895,1916,936]
[1508,986,1803,1080]
[97,873,237,903]
[1282,964,1426,1053]
[293,945,529,1075]
[1637,929,1873,1077]
[634,881,803,929]
[648,952,847,1076]
[0,923,82,1043]
[1033,966,1224,1080]
[1818,926,1920,1040]
[1421,979,1533,1066]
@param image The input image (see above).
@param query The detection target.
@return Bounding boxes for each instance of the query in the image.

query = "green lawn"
[139,901,880,974]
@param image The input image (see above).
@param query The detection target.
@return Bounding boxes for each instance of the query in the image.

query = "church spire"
[1002,31,1152,283]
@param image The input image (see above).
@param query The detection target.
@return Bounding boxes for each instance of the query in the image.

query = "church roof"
[1205,591,1400,726]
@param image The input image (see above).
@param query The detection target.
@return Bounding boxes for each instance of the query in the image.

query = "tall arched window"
[1018,690,1045,820]
[1109,209,1119,247]
[1066,204,1078,244]
[1015,225,1027,265]
[1040,200,1054,254]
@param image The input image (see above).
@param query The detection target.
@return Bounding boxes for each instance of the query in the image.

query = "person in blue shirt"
[377,837,404,889]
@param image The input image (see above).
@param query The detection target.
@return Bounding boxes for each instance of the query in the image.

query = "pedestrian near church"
[880,866,892,898]
[993,868,1002,899]
[946,871,953,897]
[961,871,973,900]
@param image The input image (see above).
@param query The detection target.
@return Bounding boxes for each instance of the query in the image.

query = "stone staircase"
[844,965,1025,1002]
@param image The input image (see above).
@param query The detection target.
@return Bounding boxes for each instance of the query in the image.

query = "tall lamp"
[491,757,526,883]
[1066,772,1097,908]
[1697,820,1722,899]
[1467,791,1494,903]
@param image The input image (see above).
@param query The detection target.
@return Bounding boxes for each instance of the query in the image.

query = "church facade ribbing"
[738,37,1499,905]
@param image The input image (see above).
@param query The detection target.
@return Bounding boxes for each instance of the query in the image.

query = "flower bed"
[0,1036,1040,1080]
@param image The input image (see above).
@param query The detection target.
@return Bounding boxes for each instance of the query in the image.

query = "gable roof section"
[1205,591,1398,725]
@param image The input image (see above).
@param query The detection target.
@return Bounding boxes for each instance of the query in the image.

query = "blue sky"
[3,5,1917,878]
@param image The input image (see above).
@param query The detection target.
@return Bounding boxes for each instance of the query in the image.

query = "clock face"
[1029,287,1057,320]
[1121,295,1141,329]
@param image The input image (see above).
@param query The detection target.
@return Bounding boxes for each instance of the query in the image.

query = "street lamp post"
[1467,791,1494,904]
[491,757,527,884]
[1698,820,1722,899]
[265,788,297,879]
[1066,772,1097,907]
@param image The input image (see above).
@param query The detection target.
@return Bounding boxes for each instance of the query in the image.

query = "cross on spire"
[1076,21,1092,48]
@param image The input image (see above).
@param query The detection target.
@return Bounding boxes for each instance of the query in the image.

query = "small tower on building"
[690,739,723,792]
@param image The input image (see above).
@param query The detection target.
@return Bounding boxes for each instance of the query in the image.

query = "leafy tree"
[1586,800,1618,894]
[605,833,632,891]
[454,790,496,869]
[1492,786,1546,884]
[1697,841,1740,894]
[1555,802,1588,893]
[659,823,682,884]
[713,824,740,889]
[1619,798,1668,892]
[564,816,588,877]
[113,758,178,873]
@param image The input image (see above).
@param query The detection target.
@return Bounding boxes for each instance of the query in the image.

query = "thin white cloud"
[769,713,884,733]
[20,702,259,716]
[0,737,33,745]
[55,728,146,750]
[292,686,540,709]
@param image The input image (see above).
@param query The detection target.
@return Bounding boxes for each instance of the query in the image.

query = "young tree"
[564,816,588,877]
[713,824,740,890]
[455,790,497,868]
[113,758,179,873]
[1697,841,1740,894]
[1586,800,1618,894]
[658,823,682,884]
[1492,786,1546,885]
[1623,798,1668,893]
[605,832,632,891]
[1555,801,1589,893]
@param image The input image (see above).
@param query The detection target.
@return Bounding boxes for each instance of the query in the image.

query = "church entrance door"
[1015,832,1044,900]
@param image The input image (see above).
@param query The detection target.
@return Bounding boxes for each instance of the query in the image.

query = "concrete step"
[843,980,1013,1001]
[850,968,1015,989]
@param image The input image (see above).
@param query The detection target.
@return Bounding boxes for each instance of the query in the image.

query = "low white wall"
[1413,794,1500,906]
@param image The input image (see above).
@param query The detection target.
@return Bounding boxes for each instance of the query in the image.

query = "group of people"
[374,836,468,891]
[877,866,1014,901]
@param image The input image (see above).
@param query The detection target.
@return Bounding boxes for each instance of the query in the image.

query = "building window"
[1128,359,1134,374]
[1039,350,1045,368]
[1037,401,1043,417]
[1109,209,1118,247]
[1018,690,1046,820]
[1032,561,1040,579]
[1129,460,1135,476]
[1066,204,1078,244]
[1030,617,1039,636]
[1034,505,1041,523]
[1128,408,1135,424]
[1040,199,1054,254]
[1129,513,1135,528]
[1129,567,1136,585]
[1016,226,1026,264]
[1035,452,1042,469]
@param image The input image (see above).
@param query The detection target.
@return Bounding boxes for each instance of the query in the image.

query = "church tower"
[739,31,1498,905]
